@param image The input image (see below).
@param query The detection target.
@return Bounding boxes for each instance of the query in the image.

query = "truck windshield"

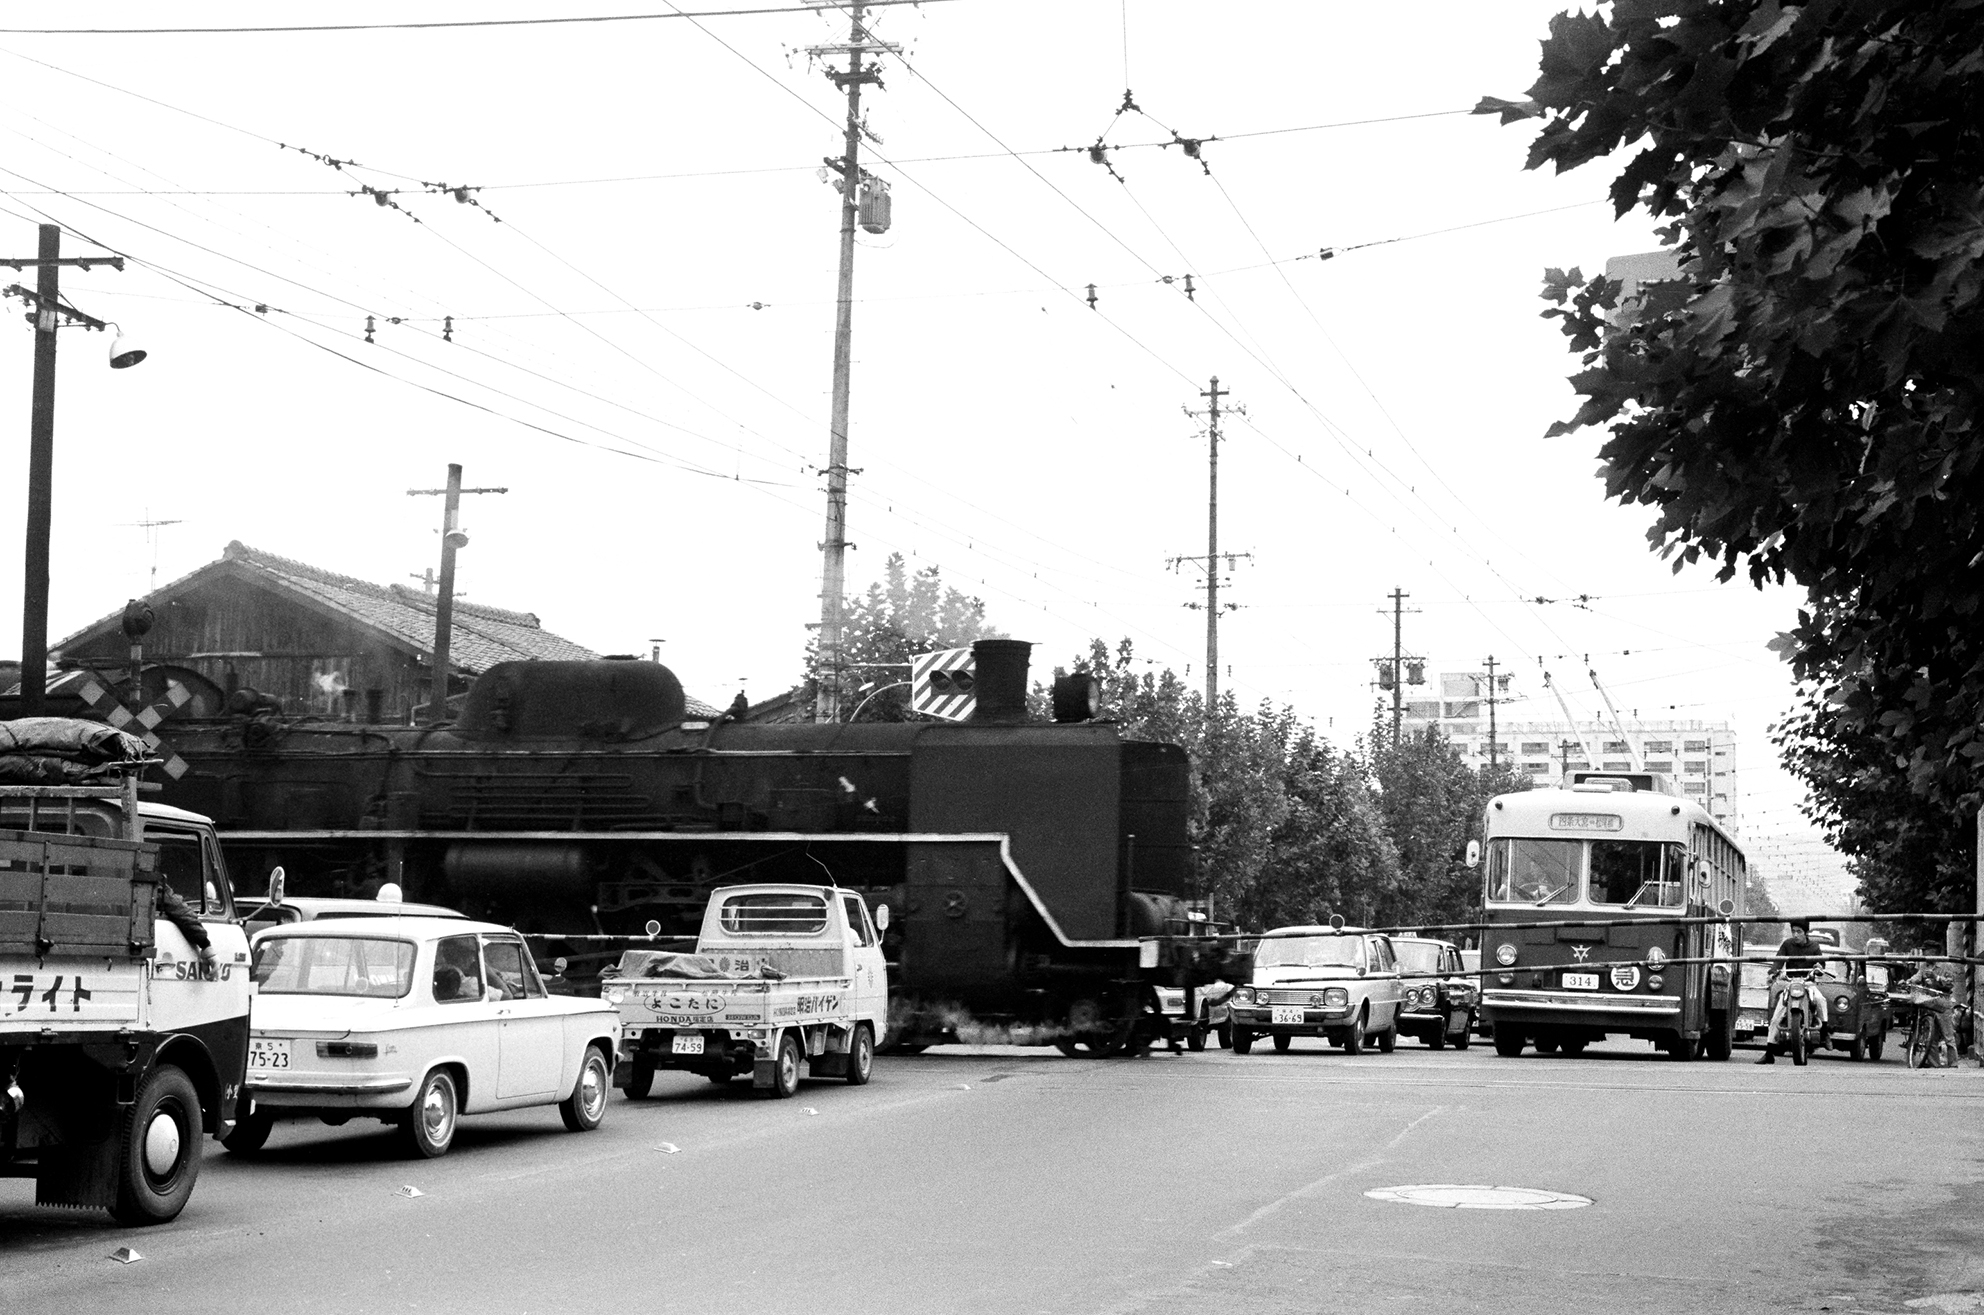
[1588,840,1684,907]
[1255,935,1362,970]
[718,892,827,936]
[253,936,415,998]
[1486,838,1580,905]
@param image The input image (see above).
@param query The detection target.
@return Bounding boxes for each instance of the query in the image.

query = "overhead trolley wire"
[0,0,960,37]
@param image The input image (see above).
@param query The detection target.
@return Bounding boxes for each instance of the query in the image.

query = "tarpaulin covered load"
[0,717,152,784]
[610,950,785,980]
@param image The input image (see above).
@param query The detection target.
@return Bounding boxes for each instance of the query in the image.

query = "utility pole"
[7,223,134,713]
[1169,376,1250,709]
[809,4,898,724]
[407,464,507,721]
[1370,588,1423,747]
[1560,738,1578,777]
[1478,655,1502,768]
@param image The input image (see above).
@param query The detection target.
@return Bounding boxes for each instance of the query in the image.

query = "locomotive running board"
[216,829,1140,951]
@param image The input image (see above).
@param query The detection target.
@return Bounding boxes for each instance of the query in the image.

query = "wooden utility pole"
[809,4,897,723]
[407,464,506,721]
[1371,588,1422,747]
[1170,377,1249,710]
[1480,655,1501,767]
[7,224,131,713]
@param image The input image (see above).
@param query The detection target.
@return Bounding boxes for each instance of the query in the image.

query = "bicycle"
[1900,987,1976,1069]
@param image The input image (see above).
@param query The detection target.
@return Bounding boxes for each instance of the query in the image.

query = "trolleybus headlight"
[1647,974,1663,990]
[1494,943,1518,967]
[1647,947,1668,969]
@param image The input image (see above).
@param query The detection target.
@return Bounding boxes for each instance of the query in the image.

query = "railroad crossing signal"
[75,677,190,779]
[911,647,975,722]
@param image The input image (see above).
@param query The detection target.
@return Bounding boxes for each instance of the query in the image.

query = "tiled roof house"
[45,541,715,722]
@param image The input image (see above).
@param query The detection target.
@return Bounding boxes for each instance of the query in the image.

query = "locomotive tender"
[150,639,1223,1051]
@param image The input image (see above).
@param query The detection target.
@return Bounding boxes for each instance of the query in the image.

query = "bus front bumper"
[1482,990,1681,1029]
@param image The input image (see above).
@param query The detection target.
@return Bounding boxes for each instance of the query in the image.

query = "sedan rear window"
[254,936,416,998]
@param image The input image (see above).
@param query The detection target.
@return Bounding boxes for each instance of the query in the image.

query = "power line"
[0,0,959,37]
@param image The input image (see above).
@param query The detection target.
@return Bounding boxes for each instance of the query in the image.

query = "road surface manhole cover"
[1365,1185,1592,1211]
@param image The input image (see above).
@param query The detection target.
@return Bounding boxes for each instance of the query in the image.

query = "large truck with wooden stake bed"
[0,718,251,1223]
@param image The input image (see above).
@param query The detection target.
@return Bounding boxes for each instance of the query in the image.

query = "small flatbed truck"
[0,760,251,1224]
[602,883,888,1098]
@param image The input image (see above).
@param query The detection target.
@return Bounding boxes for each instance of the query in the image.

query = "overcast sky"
[0,2,1846,900]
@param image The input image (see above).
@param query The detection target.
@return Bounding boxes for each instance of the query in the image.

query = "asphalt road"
[4,1037,1981,1314]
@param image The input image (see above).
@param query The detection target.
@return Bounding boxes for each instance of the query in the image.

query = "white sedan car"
[231,916,619,1158]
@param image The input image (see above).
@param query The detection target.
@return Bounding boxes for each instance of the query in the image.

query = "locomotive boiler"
[154,639,1226,1051]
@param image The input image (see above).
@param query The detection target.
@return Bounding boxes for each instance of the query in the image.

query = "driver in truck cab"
[158,881,217,973]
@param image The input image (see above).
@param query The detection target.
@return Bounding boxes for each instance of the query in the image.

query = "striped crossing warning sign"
[911,647,975,722]
[75,678,192,780]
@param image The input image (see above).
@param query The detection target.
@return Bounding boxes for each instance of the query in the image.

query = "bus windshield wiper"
[1624,884,1647,909]
[1532,884,1567,907]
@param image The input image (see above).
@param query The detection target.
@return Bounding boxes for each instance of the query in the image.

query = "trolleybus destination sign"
[1549,812,1624,832]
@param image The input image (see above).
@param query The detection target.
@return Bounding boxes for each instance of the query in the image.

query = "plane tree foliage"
[1481,1,1984,912]
[1064,641,1522,935]
[815,554,994,721]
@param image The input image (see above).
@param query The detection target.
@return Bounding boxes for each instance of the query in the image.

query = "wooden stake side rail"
[0,831,157,958]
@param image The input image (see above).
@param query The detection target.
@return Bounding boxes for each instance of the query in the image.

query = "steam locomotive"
[149,639,1228,1051]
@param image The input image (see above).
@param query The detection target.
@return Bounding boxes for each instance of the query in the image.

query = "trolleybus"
[1474,770,1744,1060]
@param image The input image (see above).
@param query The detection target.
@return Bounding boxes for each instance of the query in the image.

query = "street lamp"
[6,223,139,713]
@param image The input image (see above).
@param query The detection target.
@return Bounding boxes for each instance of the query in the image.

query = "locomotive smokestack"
[969,639,1031,724]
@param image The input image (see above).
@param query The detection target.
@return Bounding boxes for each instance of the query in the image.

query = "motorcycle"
[1769,971,1827,1067]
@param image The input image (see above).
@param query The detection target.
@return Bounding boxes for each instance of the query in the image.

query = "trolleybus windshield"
[1486,838,1580,905]
[1255,935,1364,971]
[1588,840,1687,908]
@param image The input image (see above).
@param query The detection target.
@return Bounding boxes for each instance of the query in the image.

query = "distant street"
[5,1041,1981,1314]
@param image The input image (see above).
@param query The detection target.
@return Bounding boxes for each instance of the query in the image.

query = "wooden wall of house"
[59,574,437,722]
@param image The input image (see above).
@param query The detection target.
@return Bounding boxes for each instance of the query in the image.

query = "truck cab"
[1,780,252,1223]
